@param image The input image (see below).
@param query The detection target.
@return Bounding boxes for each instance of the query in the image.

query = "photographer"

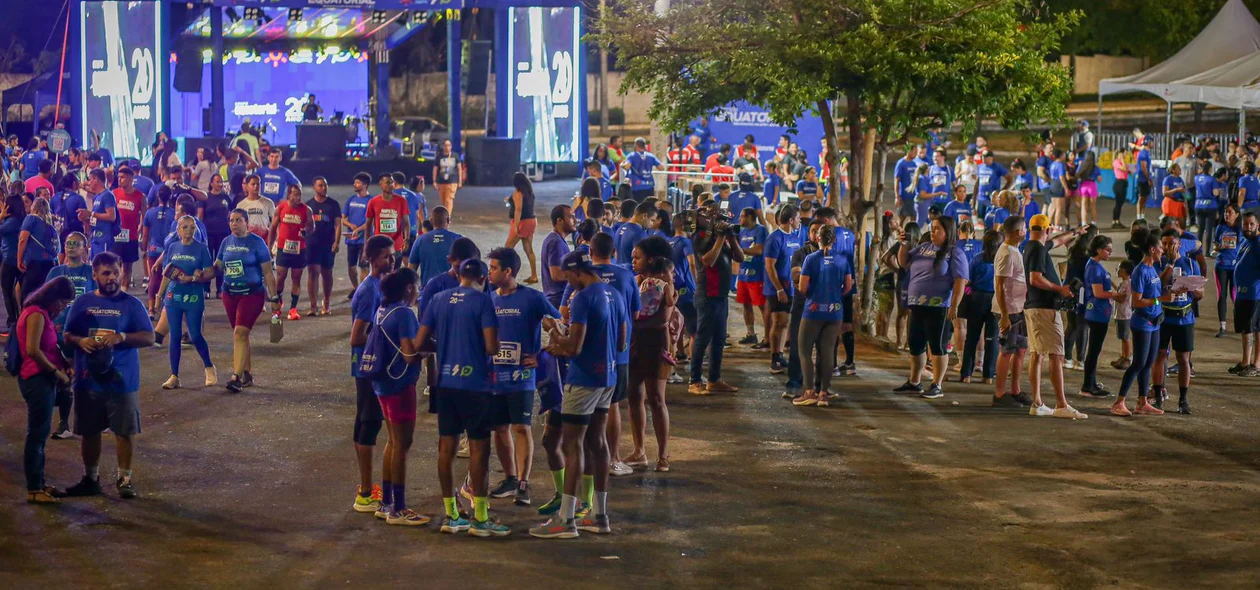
[1022,214,1087,420]
[688,199,745,395]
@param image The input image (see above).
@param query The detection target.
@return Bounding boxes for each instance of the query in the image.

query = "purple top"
[906,243,969,307]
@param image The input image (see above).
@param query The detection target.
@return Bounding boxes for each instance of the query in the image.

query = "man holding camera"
[1022,214,1088,420]
[689,200,745,395]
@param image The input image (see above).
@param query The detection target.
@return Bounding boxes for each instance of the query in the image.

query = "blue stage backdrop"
[170,49,369,146]
[80,0,165,165]
[505,6,582,163]
[697,102,828,162]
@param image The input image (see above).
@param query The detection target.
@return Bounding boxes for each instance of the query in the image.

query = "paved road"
[2,182,1259,588]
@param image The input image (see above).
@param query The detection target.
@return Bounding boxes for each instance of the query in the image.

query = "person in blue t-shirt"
[1194,167,1225,250]
[1079,235,1121,398]
[19,138,45,180]
[669,214,697,348]
[1239,161,1260,215]
[82,170,117,258]
[1214,205,1242,336]
[394,171,427,239]
[621,138,663,200]
[975,151,1008,222]
[43,233,94,438]
[257,150,301,204]
[791,225,853,406]
[1113,232,1168,416]
[614,201,652,268]
[486,247,561,504]
[155,216,216,391]
[727,173,766,226]
[1149,229,1200,414]
[894,146,922,224]
[942,185,974,227]
[895,216,969,400]
[215,209,281,393]
[736,208,769,345]
[1235,212,1260,375]
[418,258,507,536]
[985,190,1012,232]
[763,161,783,206]
[959,230,1000,384]
[1135,143,1154,217]
[343,172,374,295]
[533,250,625,539]
[347,235,394,515]
[408,206,462,288]
[927,150,955,207]
[1161,165,1189,225]
[62,252,156,499]
[794,167,820,203]
[763,205,802,374]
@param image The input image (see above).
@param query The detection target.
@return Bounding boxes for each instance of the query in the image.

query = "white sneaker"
[666,372,685,384]
[204,366,218,387]
[1063,359,1076,370]
[456,436,470,458]
[422,386,431,397]
[162,375,181,390]
[1052,405,1088,420]
[1029,404,1054,417]
[609,462,634,477]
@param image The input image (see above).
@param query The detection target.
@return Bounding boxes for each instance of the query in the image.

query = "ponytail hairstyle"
[980,230,1003,263]
[818,224,836,252]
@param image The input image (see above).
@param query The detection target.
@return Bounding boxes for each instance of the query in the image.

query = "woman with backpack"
[13,276,76,503]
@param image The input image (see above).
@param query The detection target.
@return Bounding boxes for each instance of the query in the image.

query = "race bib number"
[719,200,730,210]
[494,342,521,366]
[225,260,245,278]
[380,218,398,234]
[264,181,280,194]
[88,327,117,340]
[1223,234,1238,250]
[283,239,300,254]
[74,286,85,297]
[115,228,130,242]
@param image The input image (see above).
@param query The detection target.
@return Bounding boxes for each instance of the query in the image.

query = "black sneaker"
[769,357,786,375]
[514,481,532,506]
[241,371,255,388]
[751,340,770,350]
[226,376,244,393]
[920,384,944,399]
[1178,400,1192,415]
[1012,391,1035,407]
[1150,386,1167,409]
[155,332,165,346]
[738,333,759,345]
[1111,220,1125,229]
[1080,385,1113,399]
[838,362,857,376]
[65,475,103,497]
[117,477,138,499]
[1216,328,1228,338]
[893,381,923,394]
[992,394,1024,408]
[489,477,519,498]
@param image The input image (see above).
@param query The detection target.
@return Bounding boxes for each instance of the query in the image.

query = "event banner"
[80,0,165,165]
[506,6,582,163]
[697,102,829,162]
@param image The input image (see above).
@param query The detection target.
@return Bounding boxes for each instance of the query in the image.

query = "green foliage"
[1042,0,1260,61]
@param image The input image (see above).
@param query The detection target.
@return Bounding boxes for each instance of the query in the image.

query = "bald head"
[431,206,450,228]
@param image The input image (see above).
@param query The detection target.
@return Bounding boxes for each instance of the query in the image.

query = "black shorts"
[436,388,493,440]
[353,377,383,446]
[767,292,792,314]
[1235,299,1260,334]
[307,245,335,268]
[908,305,952,356]
[490,389,535,426]
[679,299,697,335]
[110,241,140,264]
[73,389,141,437]
[1158,322,1195,353]
[346,242,367,268]
[1137,181,1152,198]
[610,363,630,403]
[275,251,307,269]
[841,294,854,324]
[546,407,563,429]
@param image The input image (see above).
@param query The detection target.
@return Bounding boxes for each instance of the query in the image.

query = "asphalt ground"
[2,182,1259,588]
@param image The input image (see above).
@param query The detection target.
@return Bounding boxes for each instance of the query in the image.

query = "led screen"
[80,0,164,165]
[507,7,581,163]
[170,50,369,146]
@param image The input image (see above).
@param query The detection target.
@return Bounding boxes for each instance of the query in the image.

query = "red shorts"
[510,218,537,240]
[378,384,418,423]
[223,290,266,329]
[736,280,766,306]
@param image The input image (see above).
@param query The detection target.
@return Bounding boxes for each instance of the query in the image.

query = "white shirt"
[993,243,1027,314]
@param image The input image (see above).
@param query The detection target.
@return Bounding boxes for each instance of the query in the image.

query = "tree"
[1043,0,1260,62]
[595,0,1077,329]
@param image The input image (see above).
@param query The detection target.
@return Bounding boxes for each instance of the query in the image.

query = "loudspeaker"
[465,40,492,96]
[174,47,203,93]
[465,137,521,186]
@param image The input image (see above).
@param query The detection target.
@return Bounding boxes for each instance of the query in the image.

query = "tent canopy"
[1099,0,1260,104]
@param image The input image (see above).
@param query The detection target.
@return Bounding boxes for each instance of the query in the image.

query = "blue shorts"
[307,245,336,268]
[490,389,535,426]
[435,388,493,440]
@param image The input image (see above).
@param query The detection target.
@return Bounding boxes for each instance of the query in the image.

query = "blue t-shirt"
[625,151,661,191]
[928,164,954,196]
[163,240,214,307]
[344,194,372,244]
[1035,155,1052,190]
[894,158,918,201]
[801,251,850,322]
[491,287,560,393]
[259,166,301,204]
[143,205,176,254]
[409,228,463,286]
[834,227,858,292]
[372,302,421,395]
[1192,174,1218,211]
[90,191,118,245]
[1130,262,1163,330]
[566,282,624,388]
[969,256,994,293]
[20,150,46,179]
[670,235,696,304]
[540,231,571,302]
[977,163,1007,202]
[943,200,974,226]
[906,243,970,307]
[0,217,19,264]
[1049,161,1066,185]
[1136,150,1152,182]
[985,207,1010,232]
[957,238,982,265]
[1216,224,1241,270]
[216,233,272,294]
[1083,258,1113,323]
[64,291,154,394]
[594,263,638,364]
[794,180,819,201]
[1163,255,1199,326]
[421,285,498,392]
[1162,175,1186,202]
[60,193,89,237]
[726,190,761,217]
[350,275,382,378]
[45,263,96,328]
[1240,175,1260,207]
[395,187,426,235]
[614,222,647,268]
[762,229,801,295]
[763,174,782,205]
[19,216,58,263]
[1238,235,1260,300]
[738,225,768,283]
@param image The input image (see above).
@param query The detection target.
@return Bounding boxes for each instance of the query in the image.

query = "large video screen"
[80,0,165,165]
[170,50,369,146]
[506,7,582,163]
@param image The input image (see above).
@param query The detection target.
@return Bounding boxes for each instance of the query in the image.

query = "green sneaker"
[537,494,563,515]
[440,515,470,534]
[353,493,380,513]
[469,517,511,537]
[575,501,591,519]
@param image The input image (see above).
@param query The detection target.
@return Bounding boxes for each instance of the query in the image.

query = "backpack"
[4,331,22,377]
[356,305,412,381]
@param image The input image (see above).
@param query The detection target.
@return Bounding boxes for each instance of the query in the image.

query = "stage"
[287,156,434,185]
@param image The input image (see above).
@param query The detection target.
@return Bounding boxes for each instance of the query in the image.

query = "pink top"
[1112,156,1129,180]
[17,306,67,379]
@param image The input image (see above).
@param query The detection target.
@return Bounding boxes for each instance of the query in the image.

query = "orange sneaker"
[287,308,301,321]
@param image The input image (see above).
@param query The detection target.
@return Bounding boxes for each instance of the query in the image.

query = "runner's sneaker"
[470,518,511,537]
[1012,391,1035,406]
[515,481,531,506]
[50,422,73,440]
[610,462,634,477]
[529,515,579,539]
[490,477,519,498]
[537,494,563,515]
[226,376,244,393]
[666,372,685,384]
[1079,385,1113,398]
[353,486,380,513]
[893,381,923,394]
[1216,328,1227,338]
[832,365,842,377]
[738,333,758,345]
[1178,400,1192,415]
[992,394,1024,408]
[1029,404,1054,417]
[65,475,103,497]
[1051,406,1088,420]
[781,390,795,399]
[117,476,138,499]
[838,362,857,376]
[241,371,255,388]
[577,513,612,534]
[459,480,474,504]
[287,308,301,322]
[576,501,591,519]
[440,515,471,533]
[386,509,431,526]
[204,366,218,387]
[456,436,470,458]
[920,384,944,399]
[375,504,391,520]
[751,340,770,350]
[769,356,786,374]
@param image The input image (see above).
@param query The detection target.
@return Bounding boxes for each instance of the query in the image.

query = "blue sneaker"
[440,515,470,534]
[469,517,511,537]
[537,493,563,515]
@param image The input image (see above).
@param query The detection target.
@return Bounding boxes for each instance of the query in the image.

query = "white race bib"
[114,228,130,242]
[380,218,398,234]
[283,239,300,254]
[494,342,521,366]
[264,181,280,194]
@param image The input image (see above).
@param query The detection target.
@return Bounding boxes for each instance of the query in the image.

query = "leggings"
[1063,309,1086,362]
[1,261,22,330]
[1082,320,1109,391]
[799,318,840,393]
[1112,178,1129,222]
[167,304,213,376]
[1216,267,1235,322]
[20,259,55,303]
[961,294,997,379]
[1118,328,1160,399]
[1195,210,1218,254]
[785,300,805,390]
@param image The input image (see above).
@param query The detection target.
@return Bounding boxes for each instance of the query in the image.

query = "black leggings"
[1082,321,1109,391]
[1118,328,1160,399]
[961,294,997,379]
[20,260,54,303]
[1112,178,1129,222]
[1216,267,1235,323]
[1195,209,1218,254]
[1063,309,1086,362]
[1,261,22,330]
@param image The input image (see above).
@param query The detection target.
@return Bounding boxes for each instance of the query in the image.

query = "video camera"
[1055,277,1084,312]
[695,204,737,237]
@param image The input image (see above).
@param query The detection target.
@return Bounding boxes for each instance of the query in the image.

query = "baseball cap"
[1078,119,1089,127]
[1029,214,1051,230]
[459,259,488,279]
[561,251,595,273]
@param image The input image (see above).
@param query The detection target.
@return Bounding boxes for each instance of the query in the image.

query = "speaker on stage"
[466,40,492,97]
[174,47,203,93]
[465,137,520,186]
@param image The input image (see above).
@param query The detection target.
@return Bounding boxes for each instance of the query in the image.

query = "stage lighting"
[243,7,260,20]
[202,49,213,61]
[372,10,388,24]
[289,8,303,22]
[411,10,428,25]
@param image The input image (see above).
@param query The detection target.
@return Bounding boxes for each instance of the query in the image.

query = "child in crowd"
[1110,260,1135,370]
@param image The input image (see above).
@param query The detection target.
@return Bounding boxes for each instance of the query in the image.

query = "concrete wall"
[1062,55,1150,95]
[388,71,653,125]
